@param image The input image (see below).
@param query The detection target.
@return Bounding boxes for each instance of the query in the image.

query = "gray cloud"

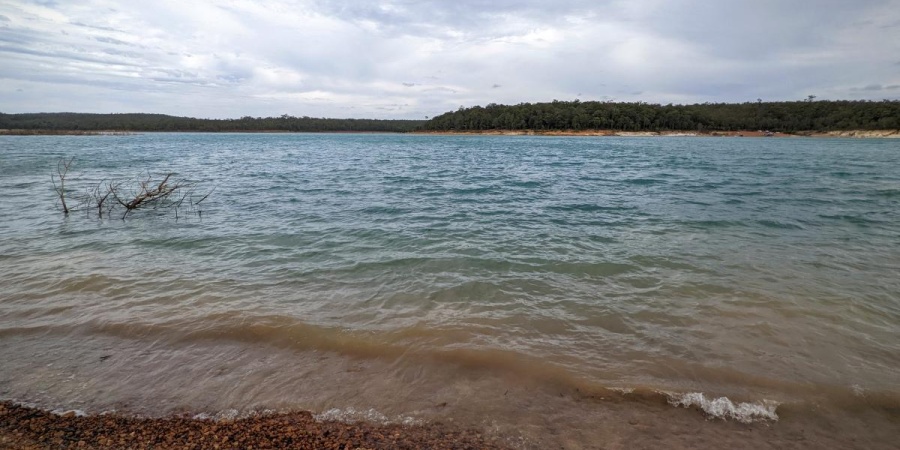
[94,36,134,46]
[0,44,140,67]
[102,47,140,58]
[852,83,900,91]
[217,73,247,84]
[0,0,898,118]
[70,21,122,32]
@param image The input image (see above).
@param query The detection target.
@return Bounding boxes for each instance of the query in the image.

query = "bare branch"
[52,157,75,214]
[50,160,207,220]
[193,187,215,206]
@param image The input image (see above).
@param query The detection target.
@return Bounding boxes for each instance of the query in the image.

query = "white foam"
[190,409,240,421]
[244,408,278,418]
[610,387,634,395]
[214,409,239,421]
[51,409,87,417]
[314,407,423,426]
[666,392,779,423]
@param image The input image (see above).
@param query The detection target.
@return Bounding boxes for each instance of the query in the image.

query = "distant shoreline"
[0,129,138,136]
[0,129,390,136]
[412,129,900,138]
[2,128,898,137]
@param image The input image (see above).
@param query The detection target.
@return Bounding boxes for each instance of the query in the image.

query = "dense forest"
[2,100,899,133]
[0,113,424,132]
[421,100,900,132]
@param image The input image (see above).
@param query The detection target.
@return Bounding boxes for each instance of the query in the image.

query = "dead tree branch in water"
[52,158,211,220]
[110,172,187,219]
[51,157,75,215]
[90,180,117,219]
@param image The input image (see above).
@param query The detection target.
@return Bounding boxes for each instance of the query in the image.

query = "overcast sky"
[1,0,899,119]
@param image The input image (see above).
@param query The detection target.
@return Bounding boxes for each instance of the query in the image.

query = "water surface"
[1,133,898,448]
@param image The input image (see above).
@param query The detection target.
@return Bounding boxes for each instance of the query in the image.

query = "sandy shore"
[0,402,507,450]
[413,129,900,138]
[0,130,136,136]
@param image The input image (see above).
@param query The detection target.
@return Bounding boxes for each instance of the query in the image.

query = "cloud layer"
[1,0,898,119]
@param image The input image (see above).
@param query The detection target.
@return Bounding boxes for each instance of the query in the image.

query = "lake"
[1,133,898,448]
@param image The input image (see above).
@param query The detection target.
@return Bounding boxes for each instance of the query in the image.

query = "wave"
[314,407,424,426]
[51,408,88,417]
[506,180,547,189]
[873,188,900,198]
[817,214,883,225]
[547,203,637,212]
[624,178,666,185]
[757,220,804,230]
[665,392,779,423]
[721,190,763,196]
[5,316,899,423]
[449,186,496,195]
[684,220,743,228]
[358,205,415,215]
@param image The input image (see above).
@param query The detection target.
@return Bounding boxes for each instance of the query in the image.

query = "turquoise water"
[1,133,899,446]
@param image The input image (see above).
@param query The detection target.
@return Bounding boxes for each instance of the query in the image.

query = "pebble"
[0,401,508,449]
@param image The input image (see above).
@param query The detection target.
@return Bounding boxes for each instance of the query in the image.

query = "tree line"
[420,100,900,132]
[0,113,424,133]
[3,100,899,133]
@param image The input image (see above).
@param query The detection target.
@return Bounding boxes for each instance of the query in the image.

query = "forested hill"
[5,100,899,133]
[420,100,900,132]
[0,113,424,132]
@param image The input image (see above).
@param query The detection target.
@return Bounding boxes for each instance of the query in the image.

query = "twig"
[51,157,75,214]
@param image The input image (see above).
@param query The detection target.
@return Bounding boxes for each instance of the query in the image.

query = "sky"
[1,0,899,119]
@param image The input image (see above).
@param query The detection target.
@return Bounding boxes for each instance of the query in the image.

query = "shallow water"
[1,133,899,447]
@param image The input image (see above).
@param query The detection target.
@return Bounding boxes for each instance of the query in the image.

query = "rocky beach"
[0,402,507,450]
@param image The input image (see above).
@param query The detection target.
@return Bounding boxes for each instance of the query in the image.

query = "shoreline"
[0,129,387,136]
[0,401,507,449]
[412,129,900,138]
[2,128,898,137]
[0,130,137,136]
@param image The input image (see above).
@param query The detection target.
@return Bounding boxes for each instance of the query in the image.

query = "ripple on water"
[1,134,900,445]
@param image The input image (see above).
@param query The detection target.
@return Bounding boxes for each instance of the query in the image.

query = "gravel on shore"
[0,401,509,449]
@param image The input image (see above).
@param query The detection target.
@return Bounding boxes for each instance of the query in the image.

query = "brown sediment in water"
[0,401,506,450]
[2,332,900,449]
